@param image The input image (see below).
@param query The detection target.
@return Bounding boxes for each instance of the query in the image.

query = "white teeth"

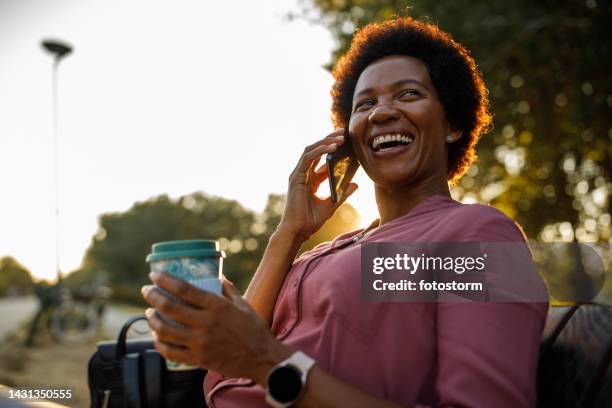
[371,133,414,150]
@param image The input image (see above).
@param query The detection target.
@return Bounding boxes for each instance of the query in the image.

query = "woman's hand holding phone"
[278,130,358,242]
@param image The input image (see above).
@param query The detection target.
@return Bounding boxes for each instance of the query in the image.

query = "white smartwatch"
[265,351,315,407]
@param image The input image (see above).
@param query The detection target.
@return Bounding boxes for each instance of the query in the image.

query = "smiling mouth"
[370,133,414,152]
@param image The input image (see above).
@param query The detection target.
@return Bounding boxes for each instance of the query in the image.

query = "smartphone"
[326,128,360,203]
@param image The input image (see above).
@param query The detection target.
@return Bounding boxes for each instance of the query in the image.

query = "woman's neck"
[374,177,451,225]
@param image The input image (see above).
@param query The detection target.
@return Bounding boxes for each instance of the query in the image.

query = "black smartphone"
[326,128,360,203]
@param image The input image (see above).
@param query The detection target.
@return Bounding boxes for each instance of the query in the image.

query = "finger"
[300,136,343,170]
[149,271,226,310]
[306,156,322,187]
[296,132,344,173]
[221,277,248,307]
[290,131,343,180]
[295,143,338,176]
[311,164,330,192]
[221,276,240,297]
[145,308,195,344]
[141,284,205,326]
[327,128,345,139]
[315,162,328,175]
[153,335,197,366]
[303,130,344,153]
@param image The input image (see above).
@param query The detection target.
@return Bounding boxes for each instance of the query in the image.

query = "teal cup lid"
[146,239,226,262]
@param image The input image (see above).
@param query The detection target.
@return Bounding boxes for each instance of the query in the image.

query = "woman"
[141,17,548,407]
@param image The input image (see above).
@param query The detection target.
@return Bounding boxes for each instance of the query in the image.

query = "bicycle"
[25,281,112,346]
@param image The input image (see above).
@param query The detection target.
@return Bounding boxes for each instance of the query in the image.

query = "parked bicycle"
[25,279,112,346]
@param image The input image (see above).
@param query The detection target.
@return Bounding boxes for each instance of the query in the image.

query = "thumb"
[221,276,247,305]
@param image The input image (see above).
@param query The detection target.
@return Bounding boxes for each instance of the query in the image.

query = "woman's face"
[348,55,455,188]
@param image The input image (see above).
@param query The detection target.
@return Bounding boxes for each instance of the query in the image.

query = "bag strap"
[123,352,143,408]
[144,349,162,408]
[542,304,582,350]
[115,315,147,360]
[544,303,612,407]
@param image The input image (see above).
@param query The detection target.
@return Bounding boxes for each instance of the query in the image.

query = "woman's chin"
[361,160,412,181]
[368,172,418,190]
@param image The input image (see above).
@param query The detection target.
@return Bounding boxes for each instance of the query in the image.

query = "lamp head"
[42,40,73,59]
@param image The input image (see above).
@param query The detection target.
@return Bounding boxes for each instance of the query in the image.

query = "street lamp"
[41,39,73,282]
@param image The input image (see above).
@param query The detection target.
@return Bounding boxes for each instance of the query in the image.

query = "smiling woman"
[142,17,548,408]
[348,55,461,215]
[332,18,492,187]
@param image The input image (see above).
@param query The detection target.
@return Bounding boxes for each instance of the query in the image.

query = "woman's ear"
[445,129,463,144]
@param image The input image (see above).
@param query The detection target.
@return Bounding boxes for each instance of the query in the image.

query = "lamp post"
[41,39,73,283]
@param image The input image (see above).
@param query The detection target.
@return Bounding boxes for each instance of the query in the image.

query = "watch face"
[268,365,302,403]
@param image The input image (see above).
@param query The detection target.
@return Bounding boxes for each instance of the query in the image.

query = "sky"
[0,0,382,281]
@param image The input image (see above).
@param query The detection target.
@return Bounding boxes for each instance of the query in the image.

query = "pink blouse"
[204,194,548,407]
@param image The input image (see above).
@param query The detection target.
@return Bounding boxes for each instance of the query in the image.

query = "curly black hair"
[331,17,492,184]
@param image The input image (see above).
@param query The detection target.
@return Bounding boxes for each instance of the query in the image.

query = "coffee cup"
[146,239,225,370]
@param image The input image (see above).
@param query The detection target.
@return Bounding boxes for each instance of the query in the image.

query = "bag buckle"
[102,389,111,408]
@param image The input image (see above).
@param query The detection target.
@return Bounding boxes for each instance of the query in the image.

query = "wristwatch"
[265,351,315,407]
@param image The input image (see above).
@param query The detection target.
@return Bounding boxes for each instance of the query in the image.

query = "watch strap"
[285,351,315,381]
[265,351,315,407]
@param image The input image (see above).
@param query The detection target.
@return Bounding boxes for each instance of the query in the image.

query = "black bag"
[88,316,207,408]
[538,303,612,408]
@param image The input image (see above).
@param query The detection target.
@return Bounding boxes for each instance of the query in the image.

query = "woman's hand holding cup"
[278,130,358,242]
[142,272,292,383]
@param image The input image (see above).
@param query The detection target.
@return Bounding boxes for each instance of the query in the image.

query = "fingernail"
[145,308,154,318]
[141,285,149,295]
[336,135,344,140]
[329,143,337,149]
[149,271,160,280]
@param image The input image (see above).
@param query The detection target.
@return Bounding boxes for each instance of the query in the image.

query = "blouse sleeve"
[433,301,546,407]
[431,206,548,407]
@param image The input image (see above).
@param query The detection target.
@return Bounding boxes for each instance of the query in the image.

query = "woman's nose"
[368,104,400,125]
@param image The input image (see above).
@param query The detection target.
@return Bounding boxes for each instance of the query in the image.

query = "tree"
[0,256,34,296]
[74,191,360,303]
[77,193,257,302]
[292,0,611,243]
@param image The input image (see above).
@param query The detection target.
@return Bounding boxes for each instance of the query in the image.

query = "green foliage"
[0,256,34,296]
[79,193,256,302]
[293,0,611,242]
[62,267,100,289]
[75,192,358,304]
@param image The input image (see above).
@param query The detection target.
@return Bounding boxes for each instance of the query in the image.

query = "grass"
[0,315,110,408]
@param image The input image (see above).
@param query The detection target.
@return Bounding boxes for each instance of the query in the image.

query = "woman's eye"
[355,99,375,111]
[399,89,421,99]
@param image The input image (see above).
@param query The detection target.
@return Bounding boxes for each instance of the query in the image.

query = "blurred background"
[0,0,610,406]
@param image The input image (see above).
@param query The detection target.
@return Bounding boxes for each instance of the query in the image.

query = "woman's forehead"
[354,55,432,95]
